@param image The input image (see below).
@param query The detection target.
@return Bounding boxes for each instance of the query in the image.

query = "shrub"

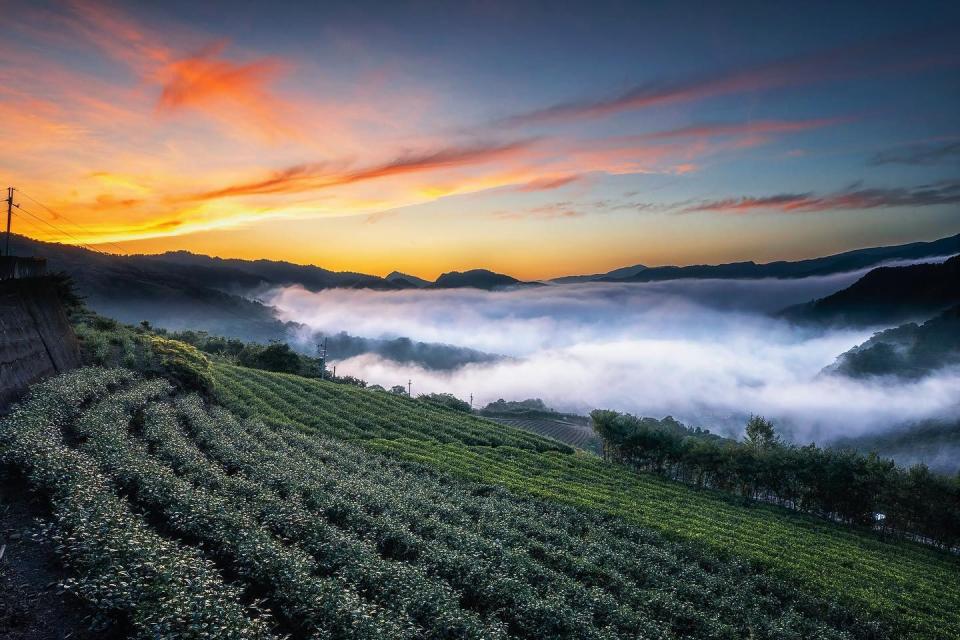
[147,337,214,395]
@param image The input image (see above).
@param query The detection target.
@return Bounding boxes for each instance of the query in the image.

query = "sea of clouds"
[264,264,959,443]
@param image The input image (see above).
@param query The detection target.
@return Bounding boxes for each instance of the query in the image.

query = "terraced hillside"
[215,364,960,640]
[0,367,890,640]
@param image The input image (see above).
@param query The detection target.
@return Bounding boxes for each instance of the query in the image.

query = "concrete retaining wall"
[0,278,81,409]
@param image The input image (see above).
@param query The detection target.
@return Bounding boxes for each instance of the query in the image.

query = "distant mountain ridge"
[9,231,958,294]
[433,269,528,290]
[385,271,431,288]
[552,233,960,284]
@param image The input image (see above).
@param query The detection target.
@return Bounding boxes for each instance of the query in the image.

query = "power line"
[10,210,57,236]
[16,189,127,254]
[13,203,107,255]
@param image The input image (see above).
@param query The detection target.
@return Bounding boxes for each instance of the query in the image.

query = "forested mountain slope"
[836,420,960,475]
[781,254,960,326]
[823,305,960,378]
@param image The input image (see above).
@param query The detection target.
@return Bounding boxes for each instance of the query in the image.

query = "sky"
[1,0,959,279]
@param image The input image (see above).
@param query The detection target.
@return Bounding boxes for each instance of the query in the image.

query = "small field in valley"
[486,416,603,453]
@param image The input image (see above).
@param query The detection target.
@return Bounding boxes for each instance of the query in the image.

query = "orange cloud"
[190,140,538,201]
[155,43,292,140]
[61,1,294,141]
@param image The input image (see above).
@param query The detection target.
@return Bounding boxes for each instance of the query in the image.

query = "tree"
[418,393,470,412]
[390,385,408,396]
[744,415,779,452]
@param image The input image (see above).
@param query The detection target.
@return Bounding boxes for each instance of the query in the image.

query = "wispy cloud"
[496,30,957,127]
[514,174,582,192]
[496,201,584,220]
[684,180,960,213]
[190,140,537,200]
[635,117,845,142]
[870,140,960,166]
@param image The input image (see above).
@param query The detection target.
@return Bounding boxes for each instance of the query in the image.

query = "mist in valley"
[265,268,960,445]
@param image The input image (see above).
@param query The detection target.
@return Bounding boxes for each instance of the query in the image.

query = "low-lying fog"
[265,267,960,443]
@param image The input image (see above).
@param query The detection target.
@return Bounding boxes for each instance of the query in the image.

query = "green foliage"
[217,365,960,639]
[1,368,898,639]
[72,310,154,370]
[828,305,960,379]
[147,336,215,395]
[481,398,589,424]
[592,410,960,548]
[744,414,779,451]
[418,392,471,413]
[214,364,566,452]
[3,359,958,639]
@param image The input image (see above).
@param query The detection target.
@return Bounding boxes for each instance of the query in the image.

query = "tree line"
[592,410,960,550]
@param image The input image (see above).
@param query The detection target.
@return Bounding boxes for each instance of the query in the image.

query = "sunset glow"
[2,0,958,279]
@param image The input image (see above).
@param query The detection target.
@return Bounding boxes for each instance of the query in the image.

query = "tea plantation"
[0,362,957,638]
[215,364,960,640]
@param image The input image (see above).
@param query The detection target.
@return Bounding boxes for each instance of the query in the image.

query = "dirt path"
[0,469,125,640]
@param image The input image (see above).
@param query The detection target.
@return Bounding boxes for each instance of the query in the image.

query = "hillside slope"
[216,365,960,640]
[823,305,960,378]
[0,366,899,639]
[7,235,295,343]
[782,254,960,326]
[835,420,960,475]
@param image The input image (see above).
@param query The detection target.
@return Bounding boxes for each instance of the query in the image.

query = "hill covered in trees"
[782,254,960,326]
[836,420,960,475]
[823,305,960,378]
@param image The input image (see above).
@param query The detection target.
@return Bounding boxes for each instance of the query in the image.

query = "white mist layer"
[264,274,960,442]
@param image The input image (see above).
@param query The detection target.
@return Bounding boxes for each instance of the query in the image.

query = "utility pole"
[407,379,412,396]
[5,187,13,257]
[470,393,473,409]
[332,365,336,379]
[316,337,328,378]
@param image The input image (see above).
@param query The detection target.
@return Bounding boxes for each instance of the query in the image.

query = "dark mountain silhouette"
[1,236,502,369]
[553,233,960,283]
[781,254,960,326]
[138,250,397,292]
[7,234,294,343]
[385,271,431,288]
[432,269,528,290]
[552,264,648,284]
